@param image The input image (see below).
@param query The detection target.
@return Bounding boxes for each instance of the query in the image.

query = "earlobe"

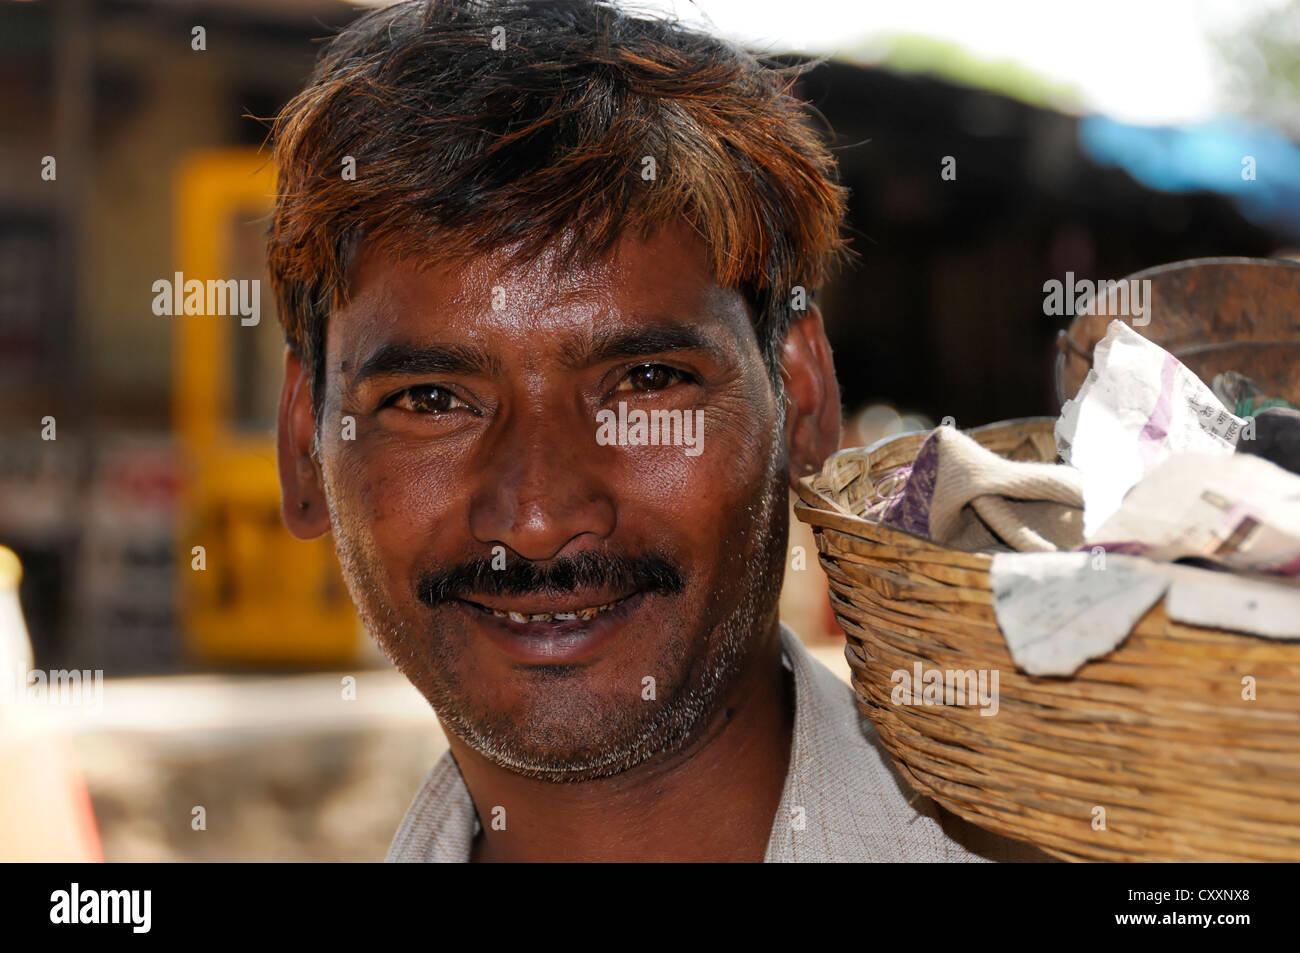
[276,348,331,539]
[779,303,842,488]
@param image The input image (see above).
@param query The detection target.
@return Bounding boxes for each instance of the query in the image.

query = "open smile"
[452,591,647,664]
[462,592,636,624]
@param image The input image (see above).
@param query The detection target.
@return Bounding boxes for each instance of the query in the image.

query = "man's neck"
[446,620,795,862]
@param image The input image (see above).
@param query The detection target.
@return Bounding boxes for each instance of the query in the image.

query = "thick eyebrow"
[564,323,727,370]
[347,341,503,392]
[347,321,727,394]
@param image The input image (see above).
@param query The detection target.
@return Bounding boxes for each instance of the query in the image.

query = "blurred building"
[1,0,363,672]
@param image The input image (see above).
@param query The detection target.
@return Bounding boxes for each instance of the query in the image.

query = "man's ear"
[276,347,331,539]
[779,302,842,489]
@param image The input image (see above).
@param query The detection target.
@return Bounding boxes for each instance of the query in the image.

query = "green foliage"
[1215,1,1300,136]
[843,33,1083,111]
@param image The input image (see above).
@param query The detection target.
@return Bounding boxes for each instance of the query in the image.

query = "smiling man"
[267,0,1045,862]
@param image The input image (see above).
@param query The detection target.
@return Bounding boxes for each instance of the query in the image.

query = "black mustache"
[416,549,686,607]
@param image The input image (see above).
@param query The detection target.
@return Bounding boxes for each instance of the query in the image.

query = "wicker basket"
[795,416,1300,862]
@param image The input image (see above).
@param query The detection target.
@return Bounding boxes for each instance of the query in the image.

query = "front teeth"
[491,600,619,623]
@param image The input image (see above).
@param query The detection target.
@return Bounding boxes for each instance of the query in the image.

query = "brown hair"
[267,0,849,420]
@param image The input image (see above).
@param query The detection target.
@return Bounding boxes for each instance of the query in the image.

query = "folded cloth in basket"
[866,425,1084,553]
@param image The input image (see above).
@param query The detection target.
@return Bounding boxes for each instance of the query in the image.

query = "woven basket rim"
[794,415,1059,554]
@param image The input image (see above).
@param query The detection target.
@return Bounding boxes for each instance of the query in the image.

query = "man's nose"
[467,403,617,562]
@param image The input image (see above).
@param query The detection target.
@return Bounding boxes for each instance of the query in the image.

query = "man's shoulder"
[772,625,1052,863]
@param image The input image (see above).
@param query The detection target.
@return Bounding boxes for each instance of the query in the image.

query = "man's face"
[306,221,791,781]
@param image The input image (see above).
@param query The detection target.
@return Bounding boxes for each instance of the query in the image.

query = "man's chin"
[459,738,671,784]
[427,645,736,784]
[411,577,774,782]
[435,674,707,783]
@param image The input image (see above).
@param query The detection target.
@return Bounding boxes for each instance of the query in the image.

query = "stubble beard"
[318,411,791,784]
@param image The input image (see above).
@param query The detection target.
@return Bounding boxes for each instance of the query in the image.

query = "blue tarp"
[1079,115,1300,239]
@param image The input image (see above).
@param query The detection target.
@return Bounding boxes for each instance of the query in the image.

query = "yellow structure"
[173,150,358,665]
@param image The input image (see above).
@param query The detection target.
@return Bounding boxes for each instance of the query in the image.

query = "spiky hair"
[267,0,849,417]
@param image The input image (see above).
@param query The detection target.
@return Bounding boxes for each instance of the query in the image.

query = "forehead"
[329,221,754,359]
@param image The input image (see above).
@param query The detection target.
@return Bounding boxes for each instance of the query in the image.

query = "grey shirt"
[386,622,1049,862]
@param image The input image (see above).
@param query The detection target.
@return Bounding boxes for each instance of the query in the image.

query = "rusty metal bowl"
[1055,257,1300,408]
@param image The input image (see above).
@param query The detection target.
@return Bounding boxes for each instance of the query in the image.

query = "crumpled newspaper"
[989,322,1300,675]
[1090,451,1300,576]
[990,549,1300,676]
[1056,320,1246,537]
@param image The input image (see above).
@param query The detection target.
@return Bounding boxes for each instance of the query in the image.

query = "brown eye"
[615,363,687,393]
[391,385,469,414]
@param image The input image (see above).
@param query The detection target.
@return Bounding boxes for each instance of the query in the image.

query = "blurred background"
[2,0,1299,860]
